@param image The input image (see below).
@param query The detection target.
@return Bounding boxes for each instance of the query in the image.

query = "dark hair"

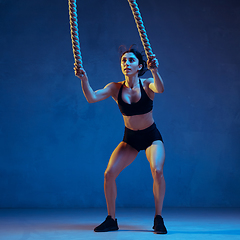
[119,45,148,76]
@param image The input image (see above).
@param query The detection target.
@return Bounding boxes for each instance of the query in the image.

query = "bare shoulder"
[141,78,154,91]
[140,78,155,99]
[105,81,123,90]
[106,81,124,101]
[141,77,154,86]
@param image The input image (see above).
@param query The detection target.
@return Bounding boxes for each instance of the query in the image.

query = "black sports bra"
[117,79,153,116]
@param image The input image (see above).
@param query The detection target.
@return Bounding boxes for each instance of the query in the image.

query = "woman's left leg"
[145,140,166,216]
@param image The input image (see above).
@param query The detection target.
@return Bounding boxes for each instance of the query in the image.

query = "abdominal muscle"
[122,111,154,130]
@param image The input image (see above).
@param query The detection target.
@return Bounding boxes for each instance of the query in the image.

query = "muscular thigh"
[105,142,139,178]
[145,140,165,170]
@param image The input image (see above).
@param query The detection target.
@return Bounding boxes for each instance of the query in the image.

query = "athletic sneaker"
[94,215,119,232]
[152,215,167,234]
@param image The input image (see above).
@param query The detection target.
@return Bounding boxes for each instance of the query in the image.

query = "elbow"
[157,86,164,93]
[160,84,165,93]
[87,98,95,104]
[83,93,96,103]
[86,96,97,103]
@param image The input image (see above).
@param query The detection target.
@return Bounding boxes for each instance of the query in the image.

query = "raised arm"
[75,65,113,103]
[147,55,164,93]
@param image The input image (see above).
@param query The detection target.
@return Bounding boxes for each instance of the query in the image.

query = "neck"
[125,75,139,89]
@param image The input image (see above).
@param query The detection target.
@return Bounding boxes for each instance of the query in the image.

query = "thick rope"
[68,0,83,69]
[68,0,152,69]
[127,0,154,59]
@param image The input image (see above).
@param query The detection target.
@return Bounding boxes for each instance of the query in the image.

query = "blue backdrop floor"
[0,208,239,240]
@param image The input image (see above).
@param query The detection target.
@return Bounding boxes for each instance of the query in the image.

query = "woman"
[75,46,167,234]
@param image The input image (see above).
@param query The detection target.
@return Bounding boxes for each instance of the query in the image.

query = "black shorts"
[123,123,163,152]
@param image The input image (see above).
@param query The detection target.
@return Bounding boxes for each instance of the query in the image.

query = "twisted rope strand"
[68,0,83,69]
[127,0,154,59]
[68,0,152,69]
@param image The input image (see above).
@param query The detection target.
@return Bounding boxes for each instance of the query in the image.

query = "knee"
[104,169,116,182]
[152,168,164,183]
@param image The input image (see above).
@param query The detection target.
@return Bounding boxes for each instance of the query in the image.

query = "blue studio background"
[0,0,239,208]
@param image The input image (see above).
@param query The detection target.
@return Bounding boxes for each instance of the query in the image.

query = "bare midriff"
[122,111,154,130]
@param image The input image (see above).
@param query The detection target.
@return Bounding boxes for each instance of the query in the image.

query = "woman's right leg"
[104,141,139,220]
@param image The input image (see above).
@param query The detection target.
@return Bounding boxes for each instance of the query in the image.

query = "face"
[121,52,142,76]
